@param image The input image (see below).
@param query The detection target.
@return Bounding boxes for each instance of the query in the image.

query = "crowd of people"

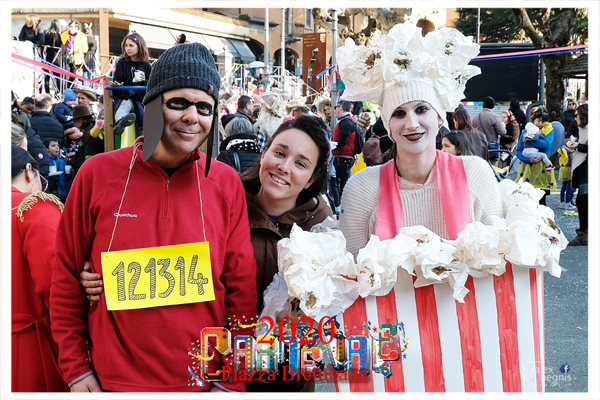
[11,19,589,394]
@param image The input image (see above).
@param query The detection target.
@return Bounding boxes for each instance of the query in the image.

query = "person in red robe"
[11,145,68,392]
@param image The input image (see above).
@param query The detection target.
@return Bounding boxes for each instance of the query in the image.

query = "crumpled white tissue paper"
[497,179,567,277]
[277,224,360,320]
[453,220,506,278]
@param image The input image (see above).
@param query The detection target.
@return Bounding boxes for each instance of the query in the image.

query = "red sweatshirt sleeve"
[214,169,257,392]
[50,171,97,384]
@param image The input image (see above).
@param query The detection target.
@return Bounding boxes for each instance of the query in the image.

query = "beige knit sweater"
[339,156,504,256]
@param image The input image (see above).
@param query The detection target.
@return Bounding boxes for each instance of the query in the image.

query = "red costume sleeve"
[18,197,62,310]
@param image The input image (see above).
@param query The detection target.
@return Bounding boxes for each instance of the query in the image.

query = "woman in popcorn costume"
[331,23,566,393]
[337,23,503,253]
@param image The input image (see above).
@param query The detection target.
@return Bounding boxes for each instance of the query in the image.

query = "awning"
[129,23,254,62]
[229,39,255,62]
[202,35,236,57]
[130,22,175,50]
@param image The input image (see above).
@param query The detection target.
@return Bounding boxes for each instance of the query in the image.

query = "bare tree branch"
[548,8,579,44]
[513,8,543,48]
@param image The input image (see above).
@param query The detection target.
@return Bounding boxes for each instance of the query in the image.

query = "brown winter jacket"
[245,191,331,393]
[246,192,332,313]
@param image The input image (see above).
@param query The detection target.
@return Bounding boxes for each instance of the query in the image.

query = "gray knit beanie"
[143,43,221,105]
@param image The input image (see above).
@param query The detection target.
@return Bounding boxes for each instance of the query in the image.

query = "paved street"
[544,190,588,392]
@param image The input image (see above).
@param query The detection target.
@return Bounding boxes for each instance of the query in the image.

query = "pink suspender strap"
[376,160,404,239]
[376,151,471,240]
[435,150,471,240]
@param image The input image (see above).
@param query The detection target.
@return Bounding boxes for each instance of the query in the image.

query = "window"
[287,8,292,35]
[305,9,313,30]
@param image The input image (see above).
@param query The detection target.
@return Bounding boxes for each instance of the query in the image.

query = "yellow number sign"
[101,242,214,311]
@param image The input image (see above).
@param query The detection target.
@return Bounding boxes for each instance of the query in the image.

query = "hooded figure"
[253,90,287,150]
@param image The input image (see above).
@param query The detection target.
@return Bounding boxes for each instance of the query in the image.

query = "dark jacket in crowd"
[30,111,66,148]
[53,102,74,130]
[216,133,261,173]
[73,121,104,173]
[509,106,527,132]
[24,125,50,178]
[567,119,579,139]
[113,58,152,102]
[19,24,45,46]
[44,31,62,65]
[233,109,254,124]
[560,109,576,131]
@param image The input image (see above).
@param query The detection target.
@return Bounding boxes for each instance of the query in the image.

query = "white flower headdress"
[337,24,481,132]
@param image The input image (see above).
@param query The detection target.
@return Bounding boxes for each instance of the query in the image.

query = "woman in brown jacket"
[241,114,332,392]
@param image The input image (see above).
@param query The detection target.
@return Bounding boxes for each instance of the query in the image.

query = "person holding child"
[515,108,557,205]
[71,105,103,173]
[520,122,555,170]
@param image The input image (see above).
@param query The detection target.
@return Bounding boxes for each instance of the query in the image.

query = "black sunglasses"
[163,97,214,116]
[40,175,48,192]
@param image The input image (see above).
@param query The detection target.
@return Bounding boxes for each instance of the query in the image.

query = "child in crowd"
[441,130,474,156]
[53,88,77,129]
[43,138,67,203]
[522,122,554,170]
[557,141,576,209]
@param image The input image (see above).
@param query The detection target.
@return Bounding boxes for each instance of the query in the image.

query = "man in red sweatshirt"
[50,43,257,393]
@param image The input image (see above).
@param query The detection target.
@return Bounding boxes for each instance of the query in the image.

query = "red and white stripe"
[335,263,544,393]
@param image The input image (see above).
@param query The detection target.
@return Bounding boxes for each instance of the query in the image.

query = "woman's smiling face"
[388,101,440,155]
[258,129,319,209]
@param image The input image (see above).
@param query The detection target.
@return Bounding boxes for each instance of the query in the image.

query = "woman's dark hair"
[575,103,588,127]
[443,130,473,156]
[532,107,549,123]
[120,32,149,62]
[240,114,330,205]
[46,19,61,34]
[509,98,520,109]
[75,115,95,130]
[12,145,39,180]
[69,20,80,30]
[452,108,476,133]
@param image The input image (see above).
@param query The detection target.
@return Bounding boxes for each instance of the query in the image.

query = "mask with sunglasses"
[163,97,214,116]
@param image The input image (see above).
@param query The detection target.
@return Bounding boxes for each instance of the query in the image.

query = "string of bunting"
[11,51,106,88]
[12,57,104,90]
